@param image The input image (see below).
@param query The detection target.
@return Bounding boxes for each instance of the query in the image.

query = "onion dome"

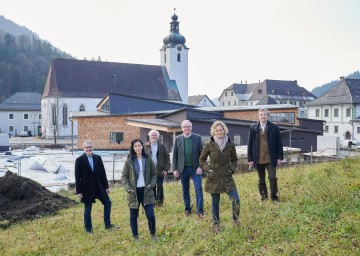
[163,13,186,47]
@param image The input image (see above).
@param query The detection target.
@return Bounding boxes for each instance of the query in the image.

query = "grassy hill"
[0,158,359,255]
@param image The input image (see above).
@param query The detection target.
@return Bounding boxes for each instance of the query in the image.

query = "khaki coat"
[199,137,238,194]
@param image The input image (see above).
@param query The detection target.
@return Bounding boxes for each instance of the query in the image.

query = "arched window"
[177,53,181,62]
[79,104,85,112]
[345,131,351,140]
[62,104,68,125]
[51,104,57,125]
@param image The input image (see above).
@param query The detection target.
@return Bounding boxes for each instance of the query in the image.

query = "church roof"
[42,59,181,101]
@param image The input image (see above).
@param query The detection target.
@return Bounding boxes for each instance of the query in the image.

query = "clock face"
[177,45,182,52]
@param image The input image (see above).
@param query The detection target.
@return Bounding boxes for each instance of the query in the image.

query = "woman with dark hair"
[122,139,157,242]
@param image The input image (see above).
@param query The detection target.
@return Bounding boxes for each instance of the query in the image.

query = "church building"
[41,13,188,139]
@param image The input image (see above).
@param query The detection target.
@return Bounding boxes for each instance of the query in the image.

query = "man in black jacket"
[75,140,117,233]
[248,108,283,203]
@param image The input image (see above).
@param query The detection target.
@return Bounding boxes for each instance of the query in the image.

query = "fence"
[1,147,359,192]
[0,150,128,192]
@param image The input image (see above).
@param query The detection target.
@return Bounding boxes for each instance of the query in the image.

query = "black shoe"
[86,230,93,234]
[105,224,119,229]
[185,210,191,217]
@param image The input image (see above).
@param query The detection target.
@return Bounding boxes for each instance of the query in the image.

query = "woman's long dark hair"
[129,138,147,158]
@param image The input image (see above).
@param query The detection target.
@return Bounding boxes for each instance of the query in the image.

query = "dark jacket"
[122,155,157,208]
[172,133,203,174]
[247,121,283,168]
[144,141,171,176]
[75,153,109,204]
[200,137,238,193]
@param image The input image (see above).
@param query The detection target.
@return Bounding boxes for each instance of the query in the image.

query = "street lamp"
[33,114,36,137]
[69,116,73,155]
[348,106,354,140]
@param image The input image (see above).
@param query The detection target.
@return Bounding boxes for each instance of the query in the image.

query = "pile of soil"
[0,171,77,228]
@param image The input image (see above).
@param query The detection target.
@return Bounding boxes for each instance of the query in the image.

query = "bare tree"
[46,90,64,145]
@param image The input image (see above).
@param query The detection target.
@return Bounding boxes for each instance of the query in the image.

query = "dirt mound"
[0,171,77,228]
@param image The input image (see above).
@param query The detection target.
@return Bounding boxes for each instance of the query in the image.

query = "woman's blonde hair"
[210,120,228,136]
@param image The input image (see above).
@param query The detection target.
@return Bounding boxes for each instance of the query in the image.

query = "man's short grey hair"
[83,140,93,147]
[258,108,270,116]
[181,120,192,128]
[148,129,160,137]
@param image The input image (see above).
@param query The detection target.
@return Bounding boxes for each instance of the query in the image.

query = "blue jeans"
[130,187,156,237]
[84,193,111,232]
[211,190,240,224]
[180,166,204,214]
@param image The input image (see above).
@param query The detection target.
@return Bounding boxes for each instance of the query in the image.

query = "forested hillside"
[0,15,73,102]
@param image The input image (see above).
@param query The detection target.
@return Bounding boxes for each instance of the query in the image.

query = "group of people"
[75,108,283,241]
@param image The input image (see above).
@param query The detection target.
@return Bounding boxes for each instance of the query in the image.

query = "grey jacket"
[172,133,203,174]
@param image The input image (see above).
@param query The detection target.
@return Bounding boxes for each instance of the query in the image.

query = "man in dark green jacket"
[144,129,171,206]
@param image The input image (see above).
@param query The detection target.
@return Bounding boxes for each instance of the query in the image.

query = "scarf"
[214,135,228,152]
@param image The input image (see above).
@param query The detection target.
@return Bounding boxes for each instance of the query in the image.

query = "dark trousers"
[257,163,278,200]
[153,176,164,203]
[130,187,156,237]
[84,192,111,232]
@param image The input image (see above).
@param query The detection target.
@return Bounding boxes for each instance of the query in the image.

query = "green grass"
[1,158,359,255]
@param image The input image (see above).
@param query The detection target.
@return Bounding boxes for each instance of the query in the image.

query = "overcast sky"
[2,0,360,99]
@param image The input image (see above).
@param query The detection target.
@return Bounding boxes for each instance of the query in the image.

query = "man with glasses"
[172,120,205,218]
[75,140,118,233]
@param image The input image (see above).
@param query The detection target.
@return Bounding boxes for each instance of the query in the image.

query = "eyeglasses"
[84,146,93,149]
[182,126,192,128]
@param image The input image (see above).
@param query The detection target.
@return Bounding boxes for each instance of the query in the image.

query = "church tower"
[161,12,189,103]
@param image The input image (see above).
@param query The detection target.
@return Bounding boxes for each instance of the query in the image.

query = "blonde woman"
[199,121,240,233]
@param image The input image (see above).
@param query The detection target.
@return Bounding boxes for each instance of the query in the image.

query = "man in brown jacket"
[144,129,171,206]
[248,108,283,203]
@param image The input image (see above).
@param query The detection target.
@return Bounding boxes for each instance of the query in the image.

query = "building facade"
[0,92,41,136]
[306,78,360,142]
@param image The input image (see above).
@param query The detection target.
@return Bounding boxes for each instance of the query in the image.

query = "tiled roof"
[188,95,215,106]
[257,96,278,105]
[306,78,360,105]
[188,95,206,105]
[0,92,41,111]
[42,59,181,101]
[249,80,316,101]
